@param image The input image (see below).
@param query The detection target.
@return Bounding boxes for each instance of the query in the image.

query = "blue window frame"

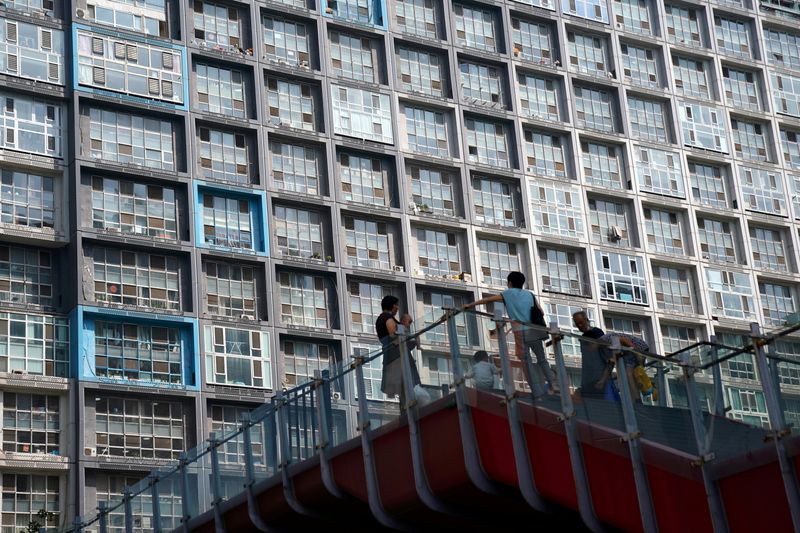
[193,181,268,255]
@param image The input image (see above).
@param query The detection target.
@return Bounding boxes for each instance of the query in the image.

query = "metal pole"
[150,473,162,533]
[655,363,668,408]
[264,407,279,476]
[240,413,272,532]
[314,369,345,499]
[751,323,800,531]
[353,353,405,529]
[612,336,658,533]
[550,322,602,533]
[122,486,133,533]
[494,309,547,512]
[681,352,729,533]
[208,433,227,533]
[98,502,108,533]
[276,393,317,516]
[709,336,726,417]
[178,452,191,533]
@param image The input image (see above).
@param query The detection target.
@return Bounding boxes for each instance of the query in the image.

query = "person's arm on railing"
[463,294,503,309]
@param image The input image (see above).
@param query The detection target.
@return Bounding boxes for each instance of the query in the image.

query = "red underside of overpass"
[186,390,799,532]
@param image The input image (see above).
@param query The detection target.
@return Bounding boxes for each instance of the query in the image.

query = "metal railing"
[59,307,800,533]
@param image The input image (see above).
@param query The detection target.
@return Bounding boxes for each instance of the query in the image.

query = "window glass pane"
[204,326,271,388]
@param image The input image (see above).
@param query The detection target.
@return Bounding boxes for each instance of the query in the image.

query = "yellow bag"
[633,366,658,401]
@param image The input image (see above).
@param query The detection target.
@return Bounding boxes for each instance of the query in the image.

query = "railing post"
[276,393,317,516]
[73,515,83,533]
[178,452,191,533]
[208,432,227,533]
[240,412,272,532]
[751,323,800,531]
[493,307,547,512]
[264,406,279,476]
[122,486,134,533]
[655,362,668,407]
[314,369,345,499]
[150,473,162,533]
[681,351,729,533]
[98,501,108,533]
[353,353,404,529]
[612,336,658,533]
[550,322,602,533]
[709,336,726,417]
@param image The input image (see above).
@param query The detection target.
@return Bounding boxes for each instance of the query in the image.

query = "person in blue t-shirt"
[463,271,558,398]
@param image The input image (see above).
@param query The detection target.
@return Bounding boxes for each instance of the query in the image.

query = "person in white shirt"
[468,350,500,391]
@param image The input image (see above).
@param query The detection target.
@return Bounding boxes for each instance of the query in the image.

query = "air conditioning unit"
[393,265,405,272]
[331,392,341,400]
[608,226,623,242]
[76,8,85,18]
[84,447,96,457]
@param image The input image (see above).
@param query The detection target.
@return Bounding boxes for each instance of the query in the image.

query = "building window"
[403,104,449,157]
[202,194,253,250]
[523,130,567,179]
[84,0,167,36]
[740,166,786,216]
[528,180,584,239]
[761,282,796,327]
[620,43,660,89]
[643,207,684,255]
[274,205,324,259]
[660,323,700,354]
[764,27,800,70]
[262,14,311,68]
[689,161,727,209]
[567,31,609,78]
[588,197,630,246]
[782,128,800,170]
[595,251,648,305]
[348,280,396,334]
[722,66,761,112]
[209,405,265,466]
[698,217,739,263]
[581,140,623,190]
[265,75,316,131]
[574,85,616,133]
[86,107,173,170]
[93,320,183,384]
[539,246,587,296]
[665,3,702,47]
[339,151,389,206]
[459,59,504,107]
[603,314,650,342]
[775,340,800,386]
[98,473,181,531]
[0,245,52,307]
[679,102,728,153]
[465,117,510,168]
[417,288,469,344]
[750,226,788,272]
[790,173,800,219]
[91,247,180,310]
[612,0,652,35]
[197,126,251,184]
[196,63,246,118]
[193,0,242,49]
[95,396,185,459]
[351,341,393,401]
[772,72,800,118]
[344,216,391,269]
[204,260,257,319]
[511,17,555,64]
[76,31,183,105]
[0,18,64,85]
[1,170,55,230]
[472,176,520,227]
[330,30,376,83]
[715,16,752,59]
[453,3,498,53]
[0,474,59,530]
[0,312,69,376]
[204,326,271,388]
[408,165,456,217]
[728,388,768,426]
[517,72,560,122]
[478,238,520,287]
[715,332,755,380]
[652,265,695,314]
[278,271,330,328]
[416,228,460,277]
[331,85,393,144]
[397,46,445,97]
[706,268,755,320]
[731,118,768,162]
[628,96,668,143]
[634,146,684,198]
[269,139,321,196]
[395,0,439,39]
[1,93,60,158]
[2,393,59,454]
[672,55,711,99]
[281,337,338,388]
[324,0,385,27]
[562,0,608,23]
[90,176,178,240]
[547,304,596,359]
